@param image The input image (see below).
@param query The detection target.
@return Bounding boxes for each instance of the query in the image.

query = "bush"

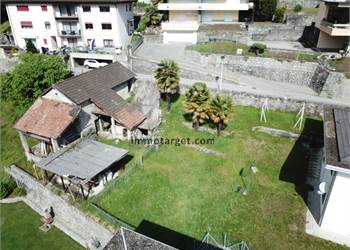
[136,19,147,32]
[11,187,27,197]
[294,4,303,13]
[0,177,17,199]
[249,43,267,55]
[255,0,277,21]
[25,40,38,53]
[1,53,71,109]
[274,7,286,23]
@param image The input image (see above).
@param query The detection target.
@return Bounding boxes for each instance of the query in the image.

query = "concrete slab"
[305,209,350,247]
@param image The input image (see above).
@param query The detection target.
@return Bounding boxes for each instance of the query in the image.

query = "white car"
[83,59,108,69]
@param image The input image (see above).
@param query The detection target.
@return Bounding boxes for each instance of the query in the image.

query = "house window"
[43,38,48,45]
[87,39,92,46]
[103,39,114,47]
[21,21,33,29]
[85,23,93,29]
[122,128,128,137]
[128,4,132,11]
[101,23,112,30]
[82,5,91,12]
[41,5,48,11]
[45,22,51,29]
[17,5,29,11]
[99,6,110,12]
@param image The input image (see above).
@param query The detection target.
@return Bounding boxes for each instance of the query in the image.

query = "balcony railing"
[158,2,253,11]
[60,30,81,37]
[320,20,350,36]
[161,21,199,31]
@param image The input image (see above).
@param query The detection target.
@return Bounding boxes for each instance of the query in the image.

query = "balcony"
[320,20,350,37]
[161,21,199,31]
[158,1,253,11]
[59,30,81,37]
[55,14,78,20]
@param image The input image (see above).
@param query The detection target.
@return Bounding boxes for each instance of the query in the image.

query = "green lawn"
[89,97,345,250]
[0,202,82,250]
[189,41,320,63]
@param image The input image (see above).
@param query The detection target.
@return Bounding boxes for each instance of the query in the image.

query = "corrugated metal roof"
[36,140,128,180]
[13,98,80,139]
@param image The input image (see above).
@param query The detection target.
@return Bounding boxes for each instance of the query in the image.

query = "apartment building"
[158,0,254,44]
[4,0,134,52]
[315,0,350,51]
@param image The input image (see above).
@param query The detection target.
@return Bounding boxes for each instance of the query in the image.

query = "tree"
[274,7,286,23]
[1,53,71,110]
[155,60,180,112]
[145,5,161,27]
[25,39,38,53]
[255,0,277,21]
[209,95,234,136]
[184,82,210,129]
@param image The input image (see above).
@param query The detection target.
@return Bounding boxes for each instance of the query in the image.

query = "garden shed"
[36,139,128,197]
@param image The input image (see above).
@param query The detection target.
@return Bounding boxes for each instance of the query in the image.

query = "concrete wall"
[278,0,320,8]
[317,31,348,49]
[6,165,114,249]
[321,171,350,237]
[6,3,133,50]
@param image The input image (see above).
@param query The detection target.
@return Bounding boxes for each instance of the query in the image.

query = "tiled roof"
[13,98,80,139]
[55,62,135,105]
[324,107,350,171]
[54,62,144,130]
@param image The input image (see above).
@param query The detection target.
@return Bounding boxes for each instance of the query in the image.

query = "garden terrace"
[86,97,345,250]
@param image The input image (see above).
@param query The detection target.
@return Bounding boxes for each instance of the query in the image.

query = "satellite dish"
[318,182,326,195]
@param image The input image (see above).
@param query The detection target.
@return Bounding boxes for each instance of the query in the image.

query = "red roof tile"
[13,98,80,139]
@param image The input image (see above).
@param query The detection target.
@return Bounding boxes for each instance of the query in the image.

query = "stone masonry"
[6,165,114,250]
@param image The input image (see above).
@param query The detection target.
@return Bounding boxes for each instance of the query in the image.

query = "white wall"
[6,4,58,51]
[6,2,133,51]
[79,3,133,49]
[321,171,350,237]
[42,88,74,104]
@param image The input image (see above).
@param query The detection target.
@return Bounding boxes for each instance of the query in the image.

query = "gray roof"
[36,140,128,180]
[3,0,133,3]
[324,107,350,171]
[104,228,177,250]
[55,62,135,105]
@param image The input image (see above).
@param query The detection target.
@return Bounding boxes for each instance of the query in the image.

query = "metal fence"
[129,36,144,54]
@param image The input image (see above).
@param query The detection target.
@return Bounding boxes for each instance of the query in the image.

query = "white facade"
[158,0,253,43]
[6,2,134,52]
[321,171,350,237]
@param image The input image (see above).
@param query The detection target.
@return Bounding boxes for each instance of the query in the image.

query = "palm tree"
[209,95,234,136]
[184,82,210,129]
[155,59,180,112]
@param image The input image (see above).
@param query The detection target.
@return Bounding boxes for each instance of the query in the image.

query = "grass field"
[189,41,320,63]
[90,97,345,250]
[0,202,82,250]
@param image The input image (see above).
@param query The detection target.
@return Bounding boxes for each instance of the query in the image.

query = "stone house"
[14,62,153,162]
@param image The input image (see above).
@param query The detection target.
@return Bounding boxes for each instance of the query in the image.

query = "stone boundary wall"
[179,83,347,116]
[184,50,345,98]
[5,165,114,250]
[278,0,320,8]
[131,56,235,83]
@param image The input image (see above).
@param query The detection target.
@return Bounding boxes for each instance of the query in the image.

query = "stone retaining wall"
[278,0,320,8]
[6,165,114,250]
[184,50,346,97]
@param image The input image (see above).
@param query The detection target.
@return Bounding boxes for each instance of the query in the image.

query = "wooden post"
[68,181,76,202]
[51,138,59,152]
[60,176,66,191]
[80,184,85,199]
[98,118,103,133]
[18,131,31,160]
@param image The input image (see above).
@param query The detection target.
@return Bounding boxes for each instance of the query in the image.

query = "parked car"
[83,59,108,69]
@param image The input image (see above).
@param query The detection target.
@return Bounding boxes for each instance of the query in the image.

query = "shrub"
[25,40,38,53]
[274,7,286,23]
[11,187,27,197]
[249,43,267,55]
[294,4,303,13]
[255,0,277,21]
[0,177,17,199]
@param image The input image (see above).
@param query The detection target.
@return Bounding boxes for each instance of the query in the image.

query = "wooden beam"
[18,131,31,160]
[60,176,66,191]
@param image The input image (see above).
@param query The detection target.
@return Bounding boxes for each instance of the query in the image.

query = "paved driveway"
[134,42,188,62]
